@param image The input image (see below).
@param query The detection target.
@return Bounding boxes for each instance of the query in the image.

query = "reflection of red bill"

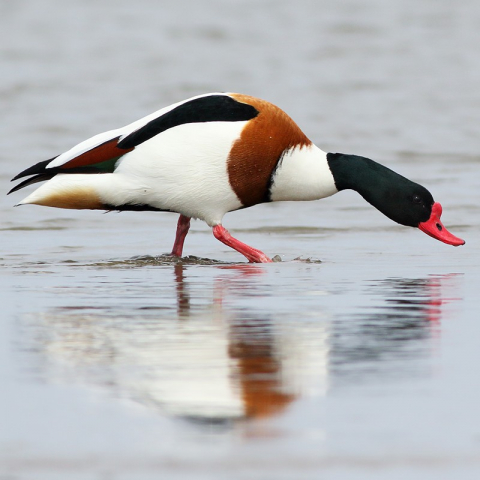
[418,202,465,246]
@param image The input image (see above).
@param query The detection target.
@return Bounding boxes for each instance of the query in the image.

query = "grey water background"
[1,0,479,479]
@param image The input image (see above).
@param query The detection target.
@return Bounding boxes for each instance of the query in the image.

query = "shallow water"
[1,1,480,479]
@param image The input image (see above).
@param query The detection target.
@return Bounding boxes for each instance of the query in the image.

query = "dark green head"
[327,153,464,246]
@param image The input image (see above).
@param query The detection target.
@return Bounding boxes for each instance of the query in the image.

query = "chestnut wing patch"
[8,136,131,194]
[118,94,259,149]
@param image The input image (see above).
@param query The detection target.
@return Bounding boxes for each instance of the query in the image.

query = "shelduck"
[9,93,465,262]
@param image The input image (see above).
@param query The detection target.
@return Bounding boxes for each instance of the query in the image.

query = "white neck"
[269,144,338,202]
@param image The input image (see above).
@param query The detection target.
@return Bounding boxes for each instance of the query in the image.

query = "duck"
[8,92,465,262]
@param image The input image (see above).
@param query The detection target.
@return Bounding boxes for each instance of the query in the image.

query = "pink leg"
[171,215,191,257]
[212,224,272,263]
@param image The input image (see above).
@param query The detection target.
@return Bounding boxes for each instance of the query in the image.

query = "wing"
[117,93,258,149]
[9,93,259,195]
[8,133,133,195]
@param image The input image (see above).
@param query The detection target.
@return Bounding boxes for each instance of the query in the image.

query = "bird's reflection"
[330,274,462,380]
[173,264,190,316]
[228,317,296,419]
[29,265,462,426]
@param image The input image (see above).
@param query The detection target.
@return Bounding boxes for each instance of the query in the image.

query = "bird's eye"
[413,195,422,204]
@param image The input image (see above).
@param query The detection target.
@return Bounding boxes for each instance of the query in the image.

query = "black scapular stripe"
[117,95,259,149]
